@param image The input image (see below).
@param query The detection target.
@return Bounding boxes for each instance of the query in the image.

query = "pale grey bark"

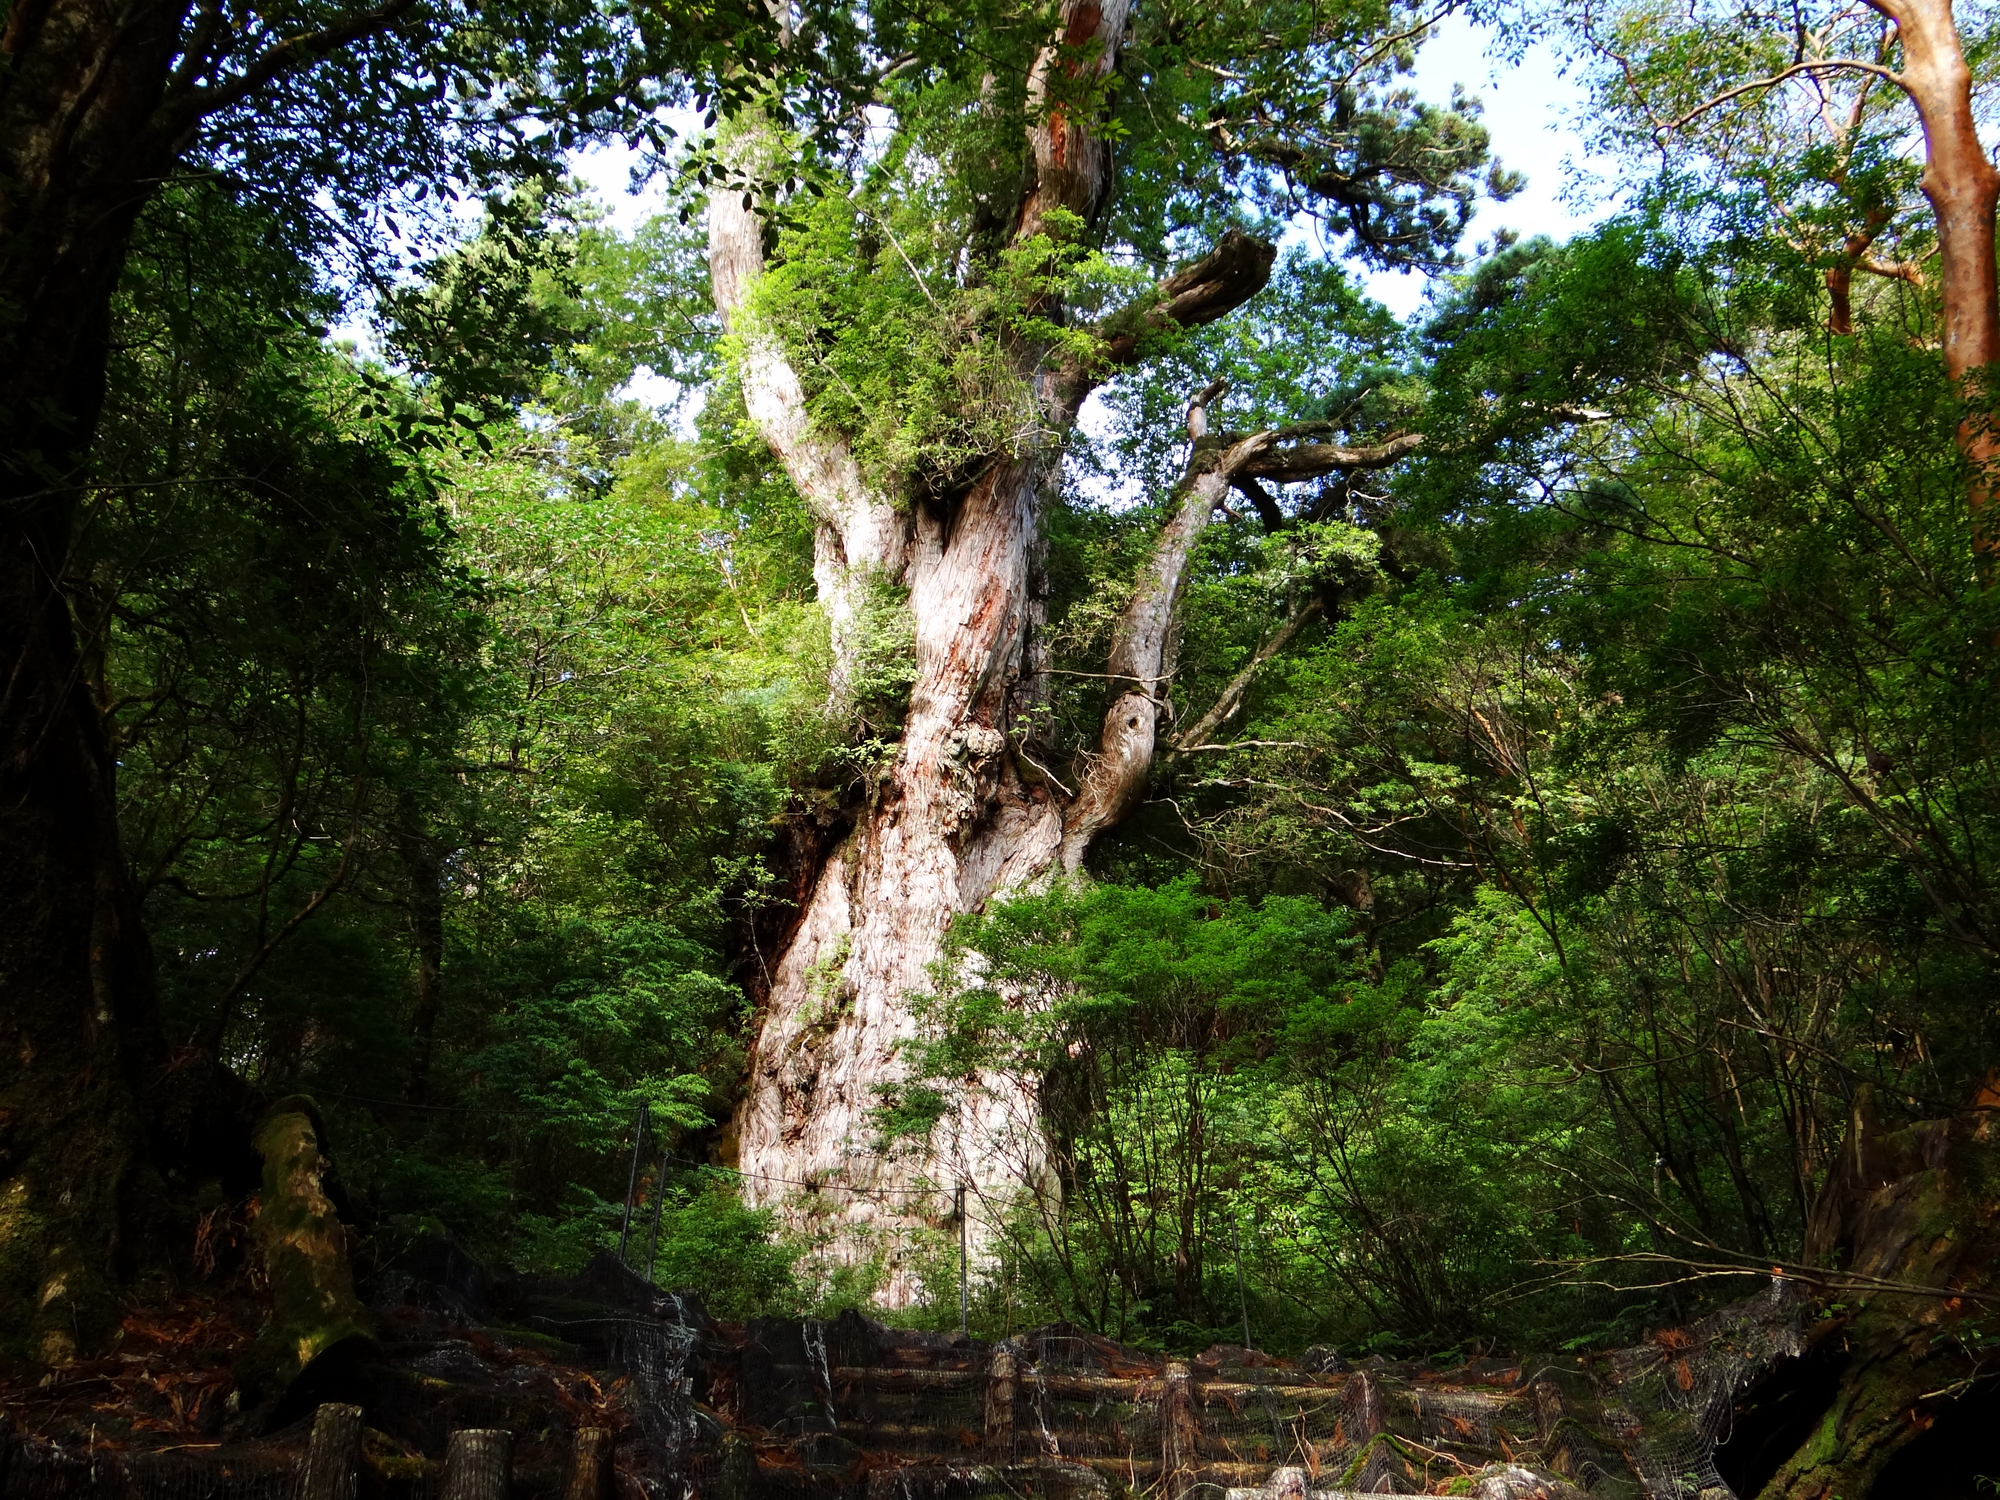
[705,0,1408,1299]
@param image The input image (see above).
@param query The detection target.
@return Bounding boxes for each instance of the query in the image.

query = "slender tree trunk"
[398,810,448,1103]
[1865,0,2000,562]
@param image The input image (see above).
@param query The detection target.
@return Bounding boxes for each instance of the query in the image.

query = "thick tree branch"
[708,112,908,691]
[1092,230,1278,370]
[1059,399,1419,869]
[1015,0,1134,241]
[1236,430,1424,484]
[1231,474,1287,531]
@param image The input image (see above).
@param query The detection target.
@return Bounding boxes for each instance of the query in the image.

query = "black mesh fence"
[1,1426,311,1500]
[0,1274,1813,1499]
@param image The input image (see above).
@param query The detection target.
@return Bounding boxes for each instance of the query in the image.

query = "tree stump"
[985,1346,1017,1460]
[1160,1361,1197,1500]
[248,1099,368,1391]
[562,1426,613,1500]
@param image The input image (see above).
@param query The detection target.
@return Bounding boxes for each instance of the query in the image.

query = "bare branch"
[1168,597,1325,758]
[1231,474,1287,531]
[1185,379,1227,439]
[1667,58,1912,133]
[1175,739,1310,753]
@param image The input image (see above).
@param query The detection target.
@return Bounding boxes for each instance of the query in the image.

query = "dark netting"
[1016,1348,1162,1475]
[1193,1368,1353,1473]
[611,1317,701,1481]
[1,1276,1819,1500]
[1590,1279,1809,1500]
[2,1436,304,1500]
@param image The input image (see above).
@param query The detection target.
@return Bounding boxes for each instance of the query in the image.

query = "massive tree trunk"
[709,14,1420,1288]
[0,0,194,1362]
[710,1,1157,1290]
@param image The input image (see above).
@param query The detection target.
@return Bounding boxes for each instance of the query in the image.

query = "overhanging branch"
[1092,230,1278,369]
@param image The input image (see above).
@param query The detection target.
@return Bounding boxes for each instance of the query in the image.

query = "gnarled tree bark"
[711,37,1426,1280]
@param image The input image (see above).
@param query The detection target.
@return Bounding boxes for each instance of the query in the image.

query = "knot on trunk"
[937,723,1009,837]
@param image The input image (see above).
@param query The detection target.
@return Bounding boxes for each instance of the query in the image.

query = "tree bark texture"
[711,127,1083,1290]
[1750,1088,2000,1498]
[710,0,1194,1292]
[708,7,1406,1292]
[0,0,412,1354]
[0,0,192,1363]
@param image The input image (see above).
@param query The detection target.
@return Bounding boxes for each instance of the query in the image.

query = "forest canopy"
[5,0,2000,1491]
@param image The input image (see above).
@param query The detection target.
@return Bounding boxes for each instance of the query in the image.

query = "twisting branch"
[1237,431,1423,484]
[1666,57,1912,133]
[1061,389,1412,868]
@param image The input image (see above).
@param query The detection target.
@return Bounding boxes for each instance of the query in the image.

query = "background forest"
[47,0,2000,1369]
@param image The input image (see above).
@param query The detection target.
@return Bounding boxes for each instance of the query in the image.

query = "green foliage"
[754,195,1143,495]
[885,878,1370,1345]
[643,1187,804,1318]
[74,0,2000,1368]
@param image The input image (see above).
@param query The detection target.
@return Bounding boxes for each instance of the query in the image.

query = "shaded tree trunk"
[0,0,416,1355]
[1746,1087,2000,1498]
[0,0,190,1361]
[398,813,448,1104]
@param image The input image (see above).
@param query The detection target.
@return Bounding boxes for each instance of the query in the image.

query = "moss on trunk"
[1755,1092,2000,1499]
[242,1098,369,1395]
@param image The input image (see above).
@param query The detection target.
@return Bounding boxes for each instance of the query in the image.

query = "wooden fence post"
[300,1402,362,1500]
[984,1346,1017,1460]
[1161,1360,1197,1500]
[562,1426,614,1500]
[442,1428,514,1500]
[719,1429,757,1500]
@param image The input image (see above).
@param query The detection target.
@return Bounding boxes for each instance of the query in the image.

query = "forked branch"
[1059,397,1407,868]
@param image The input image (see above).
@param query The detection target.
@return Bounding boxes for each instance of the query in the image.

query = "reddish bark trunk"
[1865,0,2000,562]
